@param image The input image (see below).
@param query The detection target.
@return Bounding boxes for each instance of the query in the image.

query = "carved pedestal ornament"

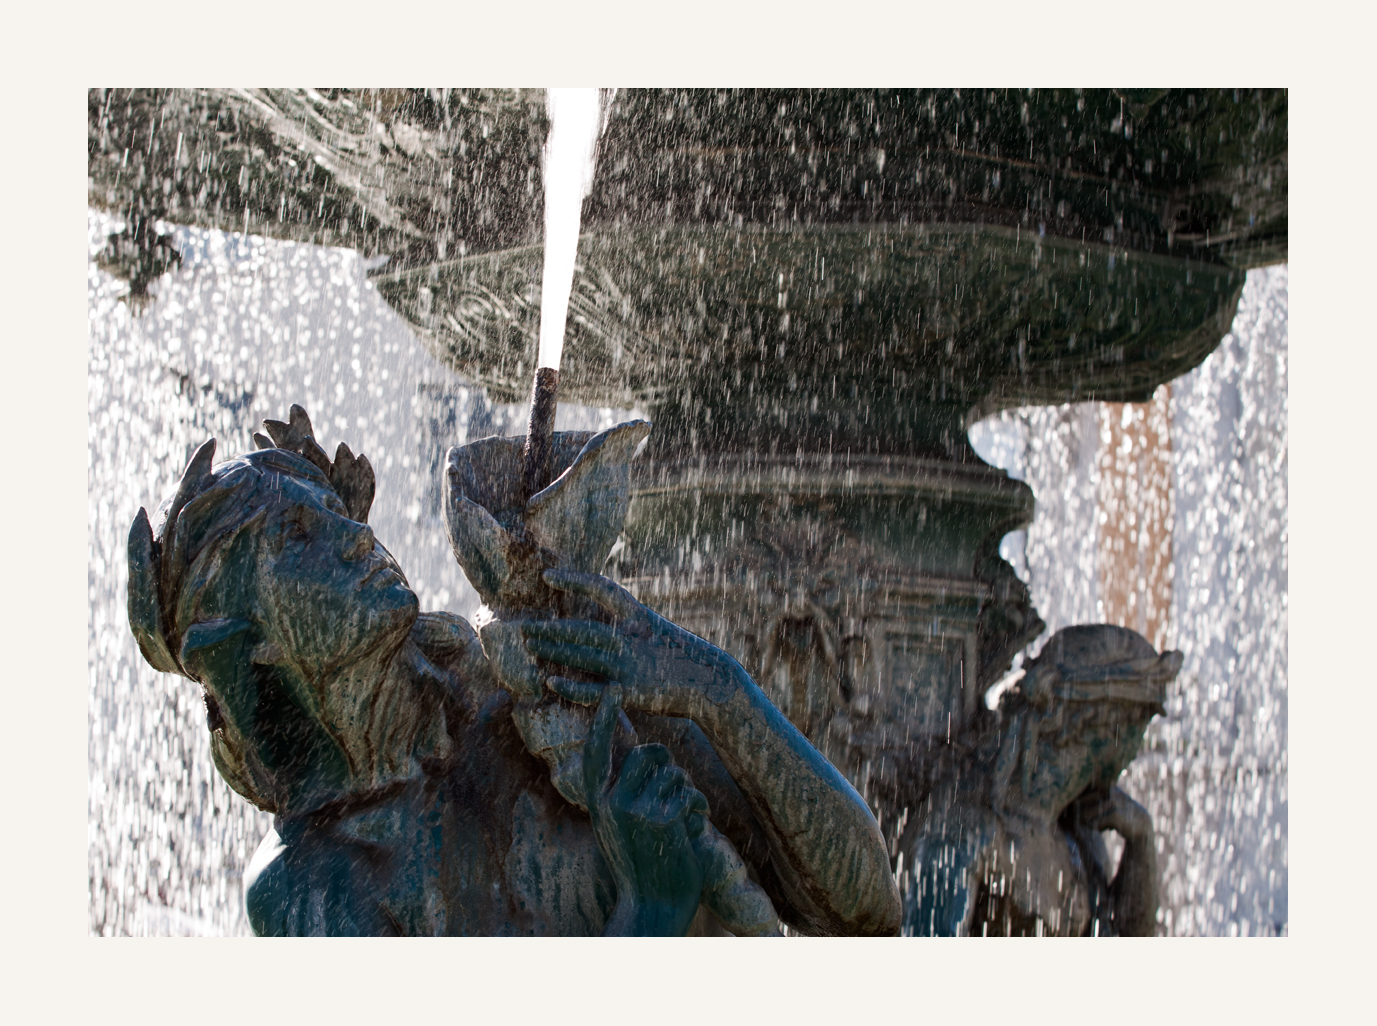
[615,452,1045,828]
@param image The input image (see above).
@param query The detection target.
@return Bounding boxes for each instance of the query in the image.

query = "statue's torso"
[247,613,621,936]
[973,819,1096,937]
[248,701,620,935]
[905,797,1110,937]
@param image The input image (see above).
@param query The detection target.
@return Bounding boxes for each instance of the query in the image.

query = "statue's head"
[127,406,418,812]
[995,625,1182,819]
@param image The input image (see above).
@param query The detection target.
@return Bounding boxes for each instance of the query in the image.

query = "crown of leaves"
[127,405,376,678]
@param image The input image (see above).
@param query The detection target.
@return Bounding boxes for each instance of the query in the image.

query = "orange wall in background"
[1096,385,1174,653]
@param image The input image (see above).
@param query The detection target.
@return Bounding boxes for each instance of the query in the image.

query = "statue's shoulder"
[410,611,501,710]
[412,609,479,651]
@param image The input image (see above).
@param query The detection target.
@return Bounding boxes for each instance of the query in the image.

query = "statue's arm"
[581,689,708,936]
[629,711,800,923]
[525,570,902,936]
[667,665,899,936]
[1104,793,1159,936]
[1073,786,1159,936]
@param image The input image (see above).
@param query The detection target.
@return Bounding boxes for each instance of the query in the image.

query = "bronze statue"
[897,625,1182,936]
[127,405,901,936]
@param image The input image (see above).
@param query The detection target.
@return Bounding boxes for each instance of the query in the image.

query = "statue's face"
[1024,703,1150,814]
[257,474,418,678]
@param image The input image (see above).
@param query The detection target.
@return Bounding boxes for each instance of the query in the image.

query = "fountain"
[89,88,1286,935]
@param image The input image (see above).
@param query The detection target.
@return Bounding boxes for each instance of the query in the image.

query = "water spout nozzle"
[522,366,560,498]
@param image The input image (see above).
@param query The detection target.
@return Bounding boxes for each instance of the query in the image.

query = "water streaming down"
[522,87,609,491]
[536,88,606,373]
[968,266,1288,935]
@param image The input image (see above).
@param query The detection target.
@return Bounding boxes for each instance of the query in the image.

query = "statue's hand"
[584,686,708,936]
[521,569,746,720]
[1071,786,1152,842]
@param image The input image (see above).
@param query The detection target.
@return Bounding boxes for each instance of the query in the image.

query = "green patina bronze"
[127,405,901,935]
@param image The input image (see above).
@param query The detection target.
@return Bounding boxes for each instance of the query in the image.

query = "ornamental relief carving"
[620,512,1044,806]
